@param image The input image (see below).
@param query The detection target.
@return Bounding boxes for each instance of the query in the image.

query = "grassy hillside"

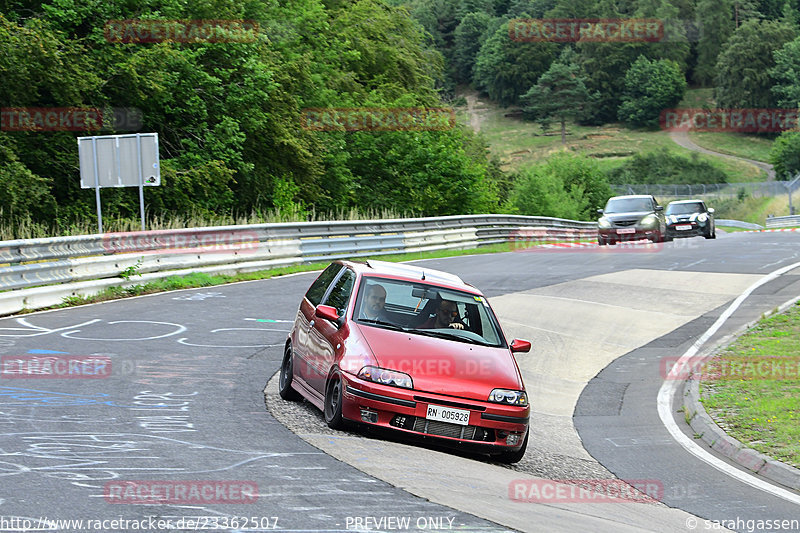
[455,89,767,182]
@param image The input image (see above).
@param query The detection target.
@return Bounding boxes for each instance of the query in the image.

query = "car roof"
[339,259,475,292]
[667,199,705,204]
[608,195,654,200]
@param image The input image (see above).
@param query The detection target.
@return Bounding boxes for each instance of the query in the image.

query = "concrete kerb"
[682,294,800,492]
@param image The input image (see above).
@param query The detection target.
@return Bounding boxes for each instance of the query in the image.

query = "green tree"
[618,56,686,128]
[345,128,499,216]
[606,148,728,184]
[694,0,735,85]
[770,36,800,108]
[769,131,800,178]
[714,19,796,108]
[452,11,494,83]
[521,48,593,143]
[473,20,558,105]
[509,152,611,220]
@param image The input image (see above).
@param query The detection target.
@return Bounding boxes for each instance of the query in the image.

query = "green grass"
[687,132,775,163]
[700,302,800,468]
[711,192,800,224]
[676,88,776,164]
[0,207,417,242]
[455,91,766,182]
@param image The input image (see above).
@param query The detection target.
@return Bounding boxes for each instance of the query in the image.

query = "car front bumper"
[339,372,529,453]
[666,222,709,237]
[598,228,661,242]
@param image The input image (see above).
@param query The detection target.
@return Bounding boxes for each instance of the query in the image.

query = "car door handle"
[309,320,315,328]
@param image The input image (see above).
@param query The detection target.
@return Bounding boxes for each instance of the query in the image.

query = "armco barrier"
[716,219,764,230]
[0,215,596,316]
[765,215,800,229]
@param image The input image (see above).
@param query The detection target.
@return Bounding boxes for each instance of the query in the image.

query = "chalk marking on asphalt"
[657,260,800,506]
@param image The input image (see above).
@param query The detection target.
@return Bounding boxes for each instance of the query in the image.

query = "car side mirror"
[597,209,604,215]
[315,305,340,323]
[655,205,663,211]
[510,339,531,353]
[708,208,715,214]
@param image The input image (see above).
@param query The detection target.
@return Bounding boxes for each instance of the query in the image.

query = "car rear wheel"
[494,431,528,464]
[279,344,302,401]
[324,375,345,429]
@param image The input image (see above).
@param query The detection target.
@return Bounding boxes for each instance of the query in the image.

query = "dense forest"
[2,0,800,235]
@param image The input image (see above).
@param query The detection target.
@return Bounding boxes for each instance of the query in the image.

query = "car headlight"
[641,214,658,228]
[598,217,611,229]
[358,366,413,389]
[697,213,708,222]
[488,389,528,406]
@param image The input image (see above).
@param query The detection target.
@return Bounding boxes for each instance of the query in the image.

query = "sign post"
[784,173,800,216]
[77,133,160,233]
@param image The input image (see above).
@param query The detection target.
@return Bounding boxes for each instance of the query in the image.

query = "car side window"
[322,268,356,316]
[305,264,342,307]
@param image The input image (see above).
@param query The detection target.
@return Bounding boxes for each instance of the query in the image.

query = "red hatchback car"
[279,260,532,463]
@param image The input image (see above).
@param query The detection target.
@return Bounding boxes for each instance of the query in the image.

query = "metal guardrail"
[0,215,597,293]
[715,219,764,230]
[765,215,800,228]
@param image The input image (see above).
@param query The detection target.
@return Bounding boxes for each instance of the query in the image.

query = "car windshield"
[666,203,704,215]
[603,198,653,213]
[353,276,506,348]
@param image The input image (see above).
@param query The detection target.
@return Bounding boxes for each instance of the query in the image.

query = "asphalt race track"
[1,229,799,532]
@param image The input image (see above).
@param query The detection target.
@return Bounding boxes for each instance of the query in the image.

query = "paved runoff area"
[267,268,765,532]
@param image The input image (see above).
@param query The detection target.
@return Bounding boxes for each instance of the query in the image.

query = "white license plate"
[426,404,470,426]
[616,228,636,234]
[676,224,692,231]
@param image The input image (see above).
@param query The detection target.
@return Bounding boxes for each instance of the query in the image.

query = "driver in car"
[419,299,465,330]
[361,284,389,321]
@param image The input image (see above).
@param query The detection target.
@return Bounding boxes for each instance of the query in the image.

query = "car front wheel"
[324,375,346,429]
[279,344,302,401]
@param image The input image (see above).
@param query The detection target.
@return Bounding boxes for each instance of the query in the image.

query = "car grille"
[390,415,494,441]
[613,219,637,227]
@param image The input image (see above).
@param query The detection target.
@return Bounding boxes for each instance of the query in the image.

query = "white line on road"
[657,260,800,506]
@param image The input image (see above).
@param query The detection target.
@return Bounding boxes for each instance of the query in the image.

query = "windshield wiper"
[411,328,489,346]
[358,319,408,332]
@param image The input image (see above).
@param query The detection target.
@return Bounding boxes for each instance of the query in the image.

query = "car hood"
[601,211,654,221]
[352,323,524,400]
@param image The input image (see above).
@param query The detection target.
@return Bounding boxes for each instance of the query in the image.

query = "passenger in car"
[418,299,465,330]
[360,283,389,321]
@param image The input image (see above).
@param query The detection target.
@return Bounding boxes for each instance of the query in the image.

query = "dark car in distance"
[279,259,532,463]
[597,194,667,245]
[665,200,716,240]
